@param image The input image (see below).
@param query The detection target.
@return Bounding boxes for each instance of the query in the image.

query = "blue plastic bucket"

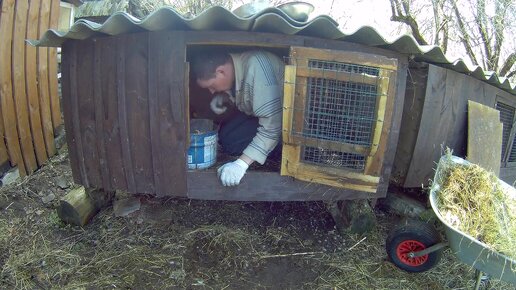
[188,119,217,170]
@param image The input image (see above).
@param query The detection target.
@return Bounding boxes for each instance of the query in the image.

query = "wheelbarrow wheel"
[386,219,442,273]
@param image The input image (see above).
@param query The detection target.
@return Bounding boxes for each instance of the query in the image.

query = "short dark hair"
[191,51,231,80]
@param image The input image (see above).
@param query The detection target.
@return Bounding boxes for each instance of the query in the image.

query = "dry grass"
[0,150,515,289]
[436,154,516,261]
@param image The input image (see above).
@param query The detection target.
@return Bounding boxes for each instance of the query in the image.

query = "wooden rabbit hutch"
[33,6,515,202]
[59,29,406,201]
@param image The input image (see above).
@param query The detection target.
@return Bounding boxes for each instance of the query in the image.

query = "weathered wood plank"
[117,35,136,193]
[187,171,383,201]
[290,46,398,71]
[467,101,502,175]
[154,31,188,196]
[148,34,163,195]
[97,37,127,190]
[0,110,8,166]
[13,0,38,173]
[282,65,296,144]
[48,0,62,131]
[76,39,102,187]
[404,66,449,188]
[0,0,26,175]
[37,0,56,157]
[402,64,502,188]
[365,69,397,176]
[93,38,111,191]
[124,33,154,193]
[375,59,408,195]
[0,2,9,166]
[25,0,48,166]
[61,41,82,183]
[296,67,380,86]
[391,66,428,186]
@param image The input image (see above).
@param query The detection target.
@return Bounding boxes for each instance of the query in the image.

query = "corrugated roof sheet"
[30,6,515,95]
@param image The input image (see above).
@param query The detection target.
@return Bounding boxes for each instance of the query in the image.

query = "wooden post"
[327,199,377,235]
[58,186,114,226]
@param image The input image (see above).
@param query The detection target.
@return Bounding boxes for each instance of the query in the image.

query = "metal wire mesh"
[496,101,515,161]
[302,146,365,170]
[299,77,378,145]
[289,59,389,170]
[308,59,380,76]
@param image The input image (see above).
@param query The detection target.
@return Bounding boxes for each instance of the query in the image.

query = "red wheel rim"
[396,240,428,266]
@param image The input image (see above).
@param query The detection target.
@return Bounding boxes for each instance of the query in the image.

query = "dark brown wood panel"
[391,65,428,186]
[96,37,127,191]
[187,171,383,201]
[37,0,56,157]
[124,33,155,193]
[117,35,137,192]
[13,0,38,173]
[61,41,82,183]
[152,31,188,196]
[185,31,304,47]
[148,34,163,194]
[403,65,499,188]
[26,0,48,166]
[76,39,102,188]
[404,66,450,187]
[94,38,112,191]
[0,0,26,174]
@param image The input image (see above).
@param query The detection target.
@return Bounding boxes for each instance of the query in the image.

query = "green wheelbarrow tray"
[429,155,516,284]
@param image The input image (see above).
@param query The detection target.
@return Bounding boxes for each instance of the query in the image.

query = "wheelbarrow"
[386,155,516,289]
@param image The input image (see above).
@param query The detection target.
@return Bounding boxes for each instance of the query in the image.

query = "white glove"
[217,159,249,186]
[210,94,228,115]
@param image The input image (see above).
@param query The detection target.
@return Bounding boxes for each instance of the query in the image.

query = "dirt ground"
[0,148,514,289]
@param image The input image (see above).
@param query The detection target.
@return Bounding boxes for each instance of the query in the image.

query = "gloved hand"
[210,94,228,115]
[217,159,249,186]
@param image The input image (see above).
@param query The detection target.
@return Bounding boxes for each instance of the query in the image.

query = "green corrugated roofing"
[30,6,515,95]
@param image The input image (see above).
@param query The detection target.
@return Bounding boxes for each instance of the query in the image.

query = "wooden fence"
[0,0,62,176]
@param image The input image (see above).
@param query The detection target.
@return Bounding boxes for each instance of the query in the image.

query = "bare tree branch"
[499,52,516,77]
[476,0,495,70]
[507,70,516,79]
[450,0,479,66]
[389,0,428,45]
[491,0,511,72]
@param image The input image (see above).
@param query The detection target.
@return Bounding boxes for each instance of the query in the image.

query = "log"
[58,186,113,226]
[327,199,377,235]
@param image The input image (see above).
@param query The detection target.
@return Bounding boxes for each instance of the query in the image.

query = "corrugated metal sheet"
[29,6,515,95]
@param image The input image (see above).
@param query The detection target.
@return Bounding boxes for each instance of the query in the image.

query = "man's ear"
[215,64,228,77]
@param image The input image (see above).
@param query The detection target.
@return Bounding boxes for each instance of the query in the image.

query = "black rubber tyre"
[386,219,443,273]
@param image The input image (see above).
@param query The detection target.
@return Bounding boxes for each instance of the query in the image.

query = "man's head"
[192,51,234,94]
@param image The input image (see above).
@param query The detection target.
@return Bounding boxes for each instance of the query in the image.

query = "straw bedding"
[435,155,516,262]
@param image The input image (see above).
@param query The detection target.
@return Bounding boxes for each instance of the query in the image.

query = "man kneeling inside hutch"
[192,50,285,187]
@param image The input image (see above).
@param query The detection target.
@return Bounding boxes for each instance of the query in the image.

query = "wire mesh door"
[281,47,398,192]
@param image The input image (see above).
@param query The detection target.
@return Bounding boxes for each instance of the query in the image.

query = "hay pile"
[435,156,516,261]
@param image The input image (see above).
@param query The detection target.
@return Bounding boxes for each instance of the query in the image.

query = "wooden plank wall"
[61,31,188,196]
[0,0,62,176]
[394,64,511,188]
